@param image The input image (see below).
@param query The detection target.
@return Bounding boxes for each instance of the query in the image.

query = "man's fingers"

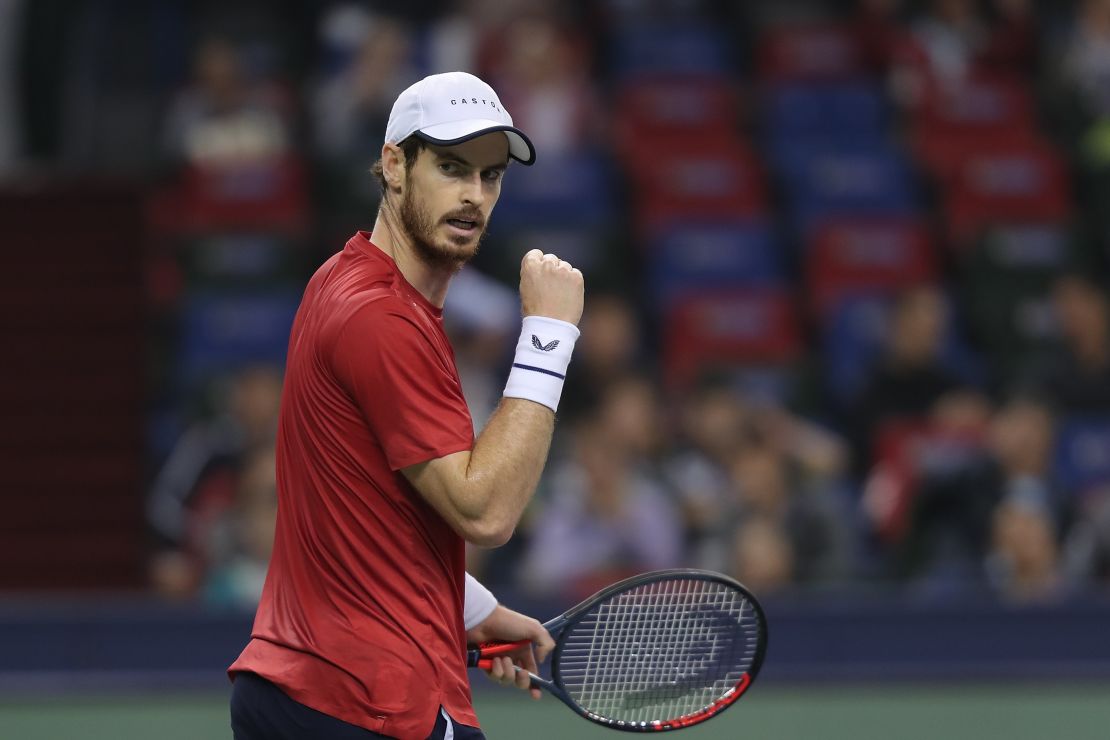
[514,661,532,691]
[532,626,556,664]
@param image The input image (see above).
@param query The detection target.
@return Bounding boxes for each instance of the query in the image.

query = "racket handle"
[466,639,531,668]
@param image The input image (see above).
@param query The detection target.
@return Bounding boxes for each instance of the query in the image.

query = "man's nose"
[460,172,485,207]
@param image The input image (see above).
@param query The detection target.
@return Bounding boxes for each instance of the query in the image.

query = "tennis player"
[228,71,583,739]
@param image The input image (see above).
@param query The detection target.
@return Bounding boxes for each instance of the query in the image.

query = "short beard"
[398,186,486,274]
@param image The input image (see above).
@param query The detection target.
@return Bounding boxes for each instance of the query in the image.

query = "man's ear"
[381,143,406,195]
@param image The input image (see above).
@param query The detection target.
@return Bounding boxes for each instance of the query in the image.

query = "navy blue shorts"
[230,671,486,740]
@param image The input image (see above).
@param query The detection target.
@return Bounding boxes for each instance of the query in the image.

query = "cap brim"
[415,119,536,165]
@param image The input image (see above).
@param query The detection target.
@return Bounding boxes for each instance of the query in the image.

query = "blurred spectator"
[666,379,749,559]
[484,14,602,157]
[443,266,519,432]
[147,365,282,599]
[203,449,279,609]
[980,0,1037,77]
[311,8,418,240]
[986,496,1064,602]
[312,8,415,164]
[847,286,963,473]
[723,439,851,591]
[519,376,681,600]
[728,516,797,597]
[424,0,524,75]
[901,0,1034,89]
[754,401,851,485]
[1055,0,1110,139]
[560,292,645,426]
[1028,273,1110,413]
[894,394,1070,592]
[911,0,988,87]
[668,377,851,580]
[855,0,910,76]
[162,36,294,171]
[1063,490,1110,590]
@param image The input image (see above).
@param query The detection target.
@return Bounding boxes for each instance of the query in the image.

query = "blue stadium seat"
[765,82,888,142]
[1055,418,1110,495]
[178,289,300,390]
[822,293,983,405]
[608,24,731,80]
[493,152,616,229]
[774,145,919,229]
[648,220,781,306]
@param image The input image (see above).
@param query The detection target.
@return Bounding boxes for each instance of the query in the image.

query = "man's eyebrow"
[435,151,508,171]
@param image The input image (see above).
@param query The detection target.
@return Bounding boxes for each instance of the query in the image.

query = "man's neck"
[370,211,452,308]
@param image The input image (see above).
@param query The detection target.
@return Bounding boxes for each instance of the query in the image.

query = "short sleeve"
[331,300,474,470]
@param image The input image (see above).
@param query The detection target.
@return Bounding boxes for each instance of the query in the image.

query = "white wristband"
[503,316,580,412]
[464,572,498,630]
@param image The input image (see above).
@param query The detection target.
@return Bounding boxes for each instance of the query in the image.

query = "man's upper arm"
[401,450,473,521]
[329,301,474,471]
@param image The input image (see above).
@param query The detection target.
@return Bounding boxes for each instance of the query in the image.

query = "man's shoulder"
[313,252,411,317]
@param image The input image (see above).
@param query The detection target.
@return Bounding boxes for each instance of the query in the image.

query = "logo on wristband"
[532,335,560,352]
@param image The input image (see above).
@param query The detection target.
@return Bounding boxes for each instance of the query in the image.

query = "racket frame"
[470,568,768,733]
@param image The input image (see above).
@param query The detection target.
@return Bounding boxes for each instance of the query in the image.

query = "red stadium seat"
[662,288,801,390]
[910,74,1041,189]
[757,23,866,82]
[626,137,768,231]
[148,154,309,237]
[806,218,937,314]
[942,142,1071,248]
[916,75,1035,135]
[613,75,738,148]
[913,125,1041,186]
[863,420,986,545]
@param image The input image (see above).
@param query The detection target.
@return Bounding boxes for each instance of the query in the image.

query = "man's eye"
[482,170,502,182]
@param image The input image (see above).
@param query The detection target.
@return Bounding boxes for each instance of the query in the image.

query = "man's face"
[398,133,509,271]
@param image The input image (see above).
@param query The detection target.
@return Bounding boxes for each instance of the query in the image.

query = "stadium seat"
[492,151,616,229]
[608,24,731,80]
[776,146,919,230]
[764,82,888,143]
[821,292,982,406]
[941,143,1071,248]
[614,75,738,141]
[805,217,936,314]
[757,23,866,82]
[916,75,1036,137]
[177,289,300,392]
[958,222,1079,384]
[662,288,801,393]
[150,154,309,237]
[627,138,768,230]
[612,75,740,170]
[864,420,987,545]
[1055,418,1110,496]
[647,219,781,306]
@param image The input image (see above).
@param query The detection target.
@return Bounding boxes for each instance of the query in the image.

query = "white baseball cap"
[384,71,536,165]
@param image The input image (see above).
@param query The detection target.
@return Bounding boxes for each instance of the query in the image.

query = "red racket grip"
[473,639,531,670]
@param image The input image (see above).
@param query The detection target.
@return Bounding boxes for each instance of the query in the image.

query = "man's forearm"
[401,397,555,546]
[463,397,555,540]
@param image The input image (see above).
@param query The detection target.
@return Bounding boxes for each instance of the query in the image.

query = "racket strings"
[557,578,762,725]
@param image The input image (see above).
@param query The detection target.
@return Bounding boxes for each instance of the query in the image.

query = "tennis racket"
[466,569,767,732]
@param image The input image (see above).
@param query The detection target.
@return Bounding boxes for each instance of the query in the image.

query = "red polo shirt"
[229,232,478,738]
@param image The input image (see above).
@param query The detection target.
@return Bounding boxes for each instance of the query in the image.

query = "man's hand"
[519,250,584,326]
[466,604,555,700]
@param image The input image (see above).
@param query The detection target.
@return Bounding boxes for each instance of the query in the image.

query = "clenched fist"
[519,249,584,326]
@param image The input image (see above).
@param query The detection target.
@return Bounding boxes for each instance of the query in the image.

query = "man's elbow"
[459,517,515,548]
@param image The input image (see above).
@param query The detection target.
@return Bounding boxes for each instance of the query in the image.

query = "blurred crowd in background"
[4,0,1110,610]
